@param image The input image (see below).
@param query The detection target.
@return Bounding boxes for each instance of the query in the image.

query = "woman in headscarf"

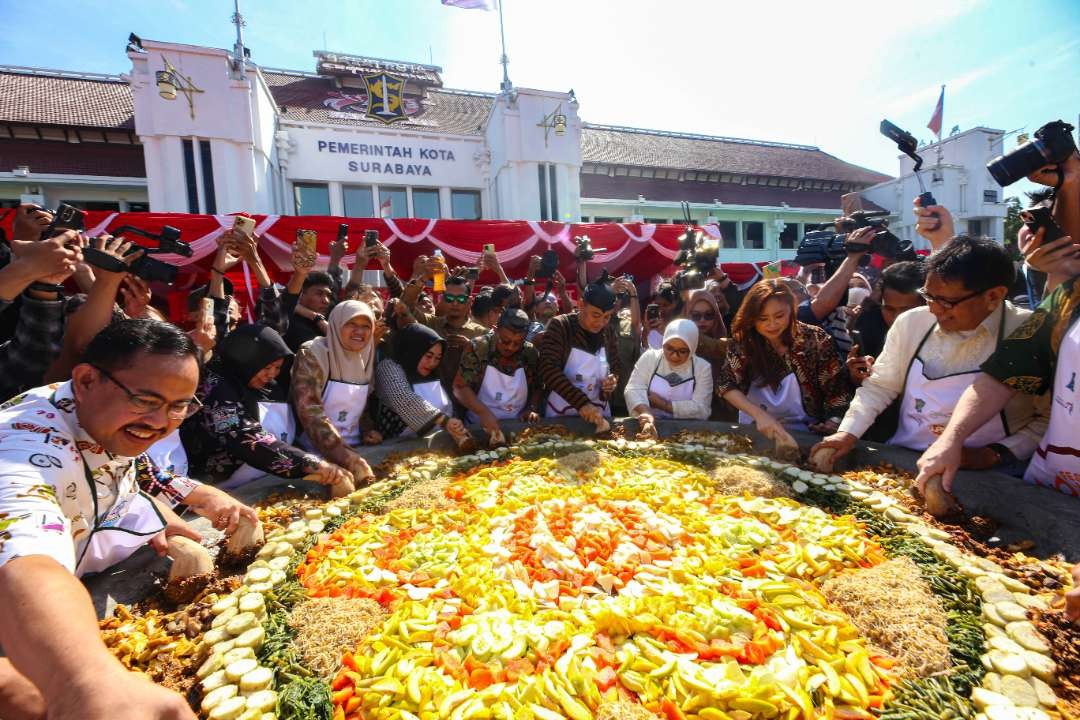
[683,289,733,420]
[624,318,713,439]
[180,324,353,491]
[373,323,473,448]
[292,301,381,484]
[716,280,852,449]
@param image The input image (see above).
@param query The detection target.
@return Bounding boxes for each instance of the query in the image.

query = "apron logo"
[338,410,349,423]
[495,392,503,402]
[28,453,62,469]
[1068,372,1076,393]
[914,398,926,413]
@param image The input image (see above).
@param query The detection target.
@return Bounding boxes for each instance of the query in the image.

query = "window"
[549,164,558,221]
[294,183,330,216]
[716,221,738,249]
[127,202,150,212]
[594,216,623,223]
[182,139,198,213]
[379,187,408,218]
[968,219,983,236]
[343,185,374,217]
[983,190,999,203]
[779,222,800,249]
[451,190,481,220]
[538,164,549,221]
[60,201,121,211]
[645,218,669,225]
[412,188,440,219]
[744,222,764,249]
[199,140,216,214]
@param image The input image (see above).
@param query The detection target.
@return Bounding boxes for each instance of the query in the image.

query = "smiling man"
[813,236,1047,471]
[0,319,217,719]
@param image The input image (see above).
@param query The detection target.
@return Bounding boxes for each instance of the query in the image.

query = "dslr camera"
[987,120,1077,187]
[795,211,913,272]
[672,226,720,291]
[85,224,192,285]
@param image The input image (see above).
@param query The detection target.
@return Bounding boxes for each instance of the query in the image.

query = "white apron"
[1024,316,1080,497]
[402,379,454,438]
[888,315,1008,452]
[647,359,696,420]
[738,371,812,432]
[467,364,528,423]
[146,430,188,477]
[300,381,370,451]
[224,402,297,489]
[647,329,664,350]
[546,346,611,418]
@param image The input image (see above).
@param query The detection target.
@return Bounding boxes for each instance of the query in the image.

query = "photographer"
[453,309,542,445]
[401,260,487,340]
[537,277,624,429]
[795,227,873,359]
[813,236,1046,473]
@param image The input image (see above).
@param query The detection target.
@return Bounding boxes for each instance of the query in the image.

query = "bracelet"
[211,268,226,276]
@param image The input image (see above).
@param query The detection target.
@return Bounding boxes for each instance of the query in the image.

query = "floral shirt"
[716,322,852,422]
[180,370,320,484]
[982,276,1080,395]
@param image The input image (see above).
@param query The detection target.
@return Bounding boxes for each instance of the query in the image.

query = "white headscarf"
[305,300,376,385]
[663,318,699,363]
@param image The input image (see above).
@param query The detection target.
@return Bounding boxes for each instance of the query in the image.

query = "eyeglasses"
[442,293,470,304]
[92,365,202,420]
[916,287,983,310]
[663,345,691,358]
[689,311,716,322]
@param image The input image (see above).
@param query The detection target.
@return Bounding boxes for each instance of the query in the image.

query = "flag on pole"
[441,0,495,9]
[380,197,392,218]
[927,85,944,139]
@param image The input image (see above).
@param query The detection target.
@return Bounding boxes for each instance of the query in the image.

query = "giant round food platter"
[94,424,1080,720]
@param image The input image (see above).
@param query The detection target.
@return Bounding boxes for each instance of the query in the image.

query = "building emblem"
[364,73,409,125]
[322,91,421,119]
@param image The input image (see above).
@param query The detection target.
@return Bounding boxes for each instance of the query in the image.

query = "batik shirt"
[0,383,161,573]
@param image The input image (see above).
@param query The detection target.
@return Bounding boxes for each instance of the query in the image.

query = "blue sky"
[3,0,1079,187]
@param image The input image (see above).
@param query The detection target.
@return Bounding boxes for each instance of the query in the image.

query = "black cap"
[583,278,616,312]
[497,308,530,331]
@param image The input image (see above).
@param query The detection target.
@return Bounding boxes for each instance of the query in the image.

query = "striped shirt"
[537,313,624,412]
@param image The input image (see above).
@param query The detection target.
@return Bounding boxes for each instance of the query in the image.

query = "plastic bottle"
[432,249,446,293]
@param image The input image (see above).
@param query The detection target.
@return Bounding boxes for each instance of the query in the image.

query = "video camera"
[987,120,1077,187]
[794,211,914,272]
[85,224,192,285]
[573,235,605,262]
[672,201,720,291]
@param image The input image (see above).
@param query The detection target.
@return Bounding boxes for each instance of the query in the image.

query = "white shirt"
[0,382,193,574]
[624,349,713,420]
[838,303,1049,458]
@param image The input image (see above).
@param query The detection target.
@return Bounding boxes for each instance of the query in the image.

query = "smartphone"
[536,249,559,279]
[466,267,480,281]
[1021,206,1065,244]
[296,229,317,254]
[483,243,495,254]
[232,215,255,238]
[810,267,827,284]
[199,297,214,330]
[364,229,379,248]
[336,223,349,246]
[646,304,660,320]
[850,329,863,350]
[42,203,85,240]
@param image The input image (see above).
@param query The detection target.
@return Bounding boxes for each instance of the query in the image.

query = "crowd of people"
[0,147,1077,718]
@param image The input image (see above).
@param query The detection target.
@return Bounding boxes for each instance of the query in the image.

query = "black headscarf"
[391,323,445,384]
[209,324,293,414]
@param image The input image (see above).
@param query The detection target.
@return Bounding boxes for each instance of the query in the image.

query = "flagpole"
[497,0,512,93]
[936,84,945,173]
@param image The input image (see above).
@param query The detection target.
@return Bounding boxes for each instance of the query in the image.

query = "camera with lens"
[1021,201,1065,244]
[573,235,605,262]
[85,224,192,285]
[672,226,720,291]
[795,211,914,273]
[988,120,1077,187]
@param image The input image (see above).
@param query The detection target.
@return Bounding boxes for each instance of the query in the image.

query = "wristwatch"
[312,313,327,324]
[28,281,65,296]
[986,443,1016,467]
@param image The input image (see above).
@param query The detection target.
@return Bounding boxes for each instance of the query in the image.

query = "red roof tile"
[582,125,890,186]
[0,69,134,129]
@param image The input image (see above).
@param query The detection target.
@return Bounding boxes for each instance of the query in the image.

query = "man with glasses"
[453,309,542,445]
[402,267,487,341]
[0,318,251,719]
[812,236,1047,472]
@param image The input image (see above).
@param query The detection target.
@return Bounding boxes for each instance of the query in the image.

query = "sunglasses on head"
[442,293,470,304]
